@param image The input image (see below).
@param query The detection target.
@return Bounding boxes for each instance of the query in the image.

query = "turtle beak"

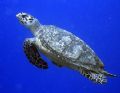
[16,12,27,20]
[16,13,23,19]
[16,13,23,22]
[16,12,29,25]
[16,13,20,18]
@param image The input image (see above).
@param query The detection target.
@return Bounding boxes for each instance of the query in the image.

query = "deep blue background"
[0,0,120,93]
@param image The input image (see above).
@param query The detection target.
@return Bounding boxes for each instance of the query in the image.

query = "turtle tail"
[101,70,117,77]
[80,69,107,84]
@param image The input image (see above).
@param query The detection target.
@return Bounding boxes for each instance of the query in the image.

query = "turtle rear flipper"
[80,68,107,84]
[24,40,48,69]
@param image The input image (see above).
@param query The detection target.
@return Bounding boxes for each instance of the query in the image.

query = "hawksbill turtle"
[16,12,116,84]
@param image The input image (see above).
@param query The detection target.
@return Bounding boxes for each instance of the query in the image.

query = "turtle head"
[16,12,41,35]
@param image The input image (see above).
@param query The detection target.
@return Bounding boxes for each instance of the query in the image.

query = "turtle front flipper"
[23,39,48,69]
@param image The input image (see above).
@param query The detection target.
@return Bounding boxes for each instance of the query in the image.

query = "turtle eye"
[22,14,27,18]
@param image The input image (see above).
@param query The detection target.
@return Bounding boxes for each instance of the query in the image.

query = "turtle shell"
[36,25,104,71]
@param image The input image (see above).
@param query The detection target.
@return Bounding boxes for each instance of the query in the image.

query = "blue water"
[0,0,120,93]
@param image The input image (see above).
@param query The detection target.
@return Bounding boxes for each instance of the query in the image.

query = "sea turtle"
[16,12,116,84]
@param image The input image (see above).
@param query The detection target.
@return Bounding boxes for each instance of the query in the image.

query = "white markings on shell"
[49,35,72,53]
[64,45,83,59]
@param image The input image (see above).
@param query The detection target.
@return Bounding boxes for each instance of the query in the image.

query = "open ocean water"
[0,0,120,93]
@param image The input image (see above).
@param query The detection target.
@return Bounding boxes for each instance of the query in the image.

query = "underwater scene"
[0,0,120,93]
